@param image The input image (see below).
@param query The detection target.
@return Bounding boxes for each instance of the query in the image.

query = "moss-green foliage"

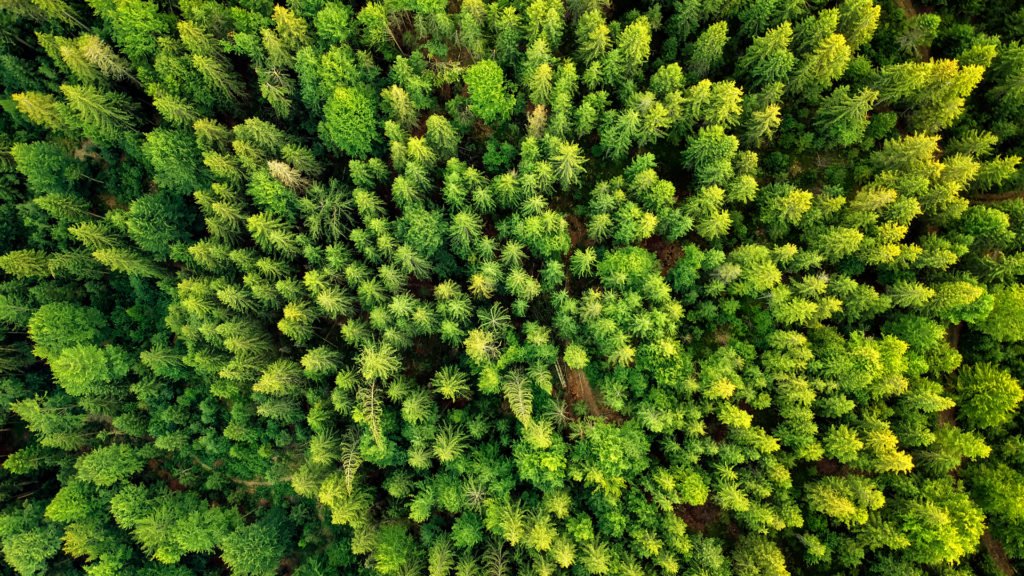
[463,59,516,124]
[2,0,1024,575]
[319,87,380,159]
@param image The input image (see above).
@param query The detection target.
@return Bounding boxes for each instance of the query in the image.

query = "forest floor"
[560,363,623,423]
[895,0,918,18]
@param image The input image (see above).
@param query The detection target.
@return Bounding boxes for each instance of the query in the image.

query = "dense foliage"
[2,0,1024,574]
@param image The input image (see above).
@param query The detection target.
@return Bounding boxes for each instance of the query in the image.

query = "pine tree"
[682,125,739,186]
[12,92,68,131]
[737,23,795,88]
[576,9,610,63]
[815,86,879,147]
[789,34,851,98]
[319,87,379,158]
[60,84,136,141]
[0,250,50,279]
[837,0,880,50]
[92,248,163,277]
[75,444,144,487]
[220,522,285,576]
[464,60,516,123]
[955,363,1024,430]
[619,16,652,73]
[687,21,728,80]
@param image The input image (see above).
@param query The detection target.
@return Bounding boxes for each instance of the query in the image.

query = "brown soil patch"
[566,213,589,249]
[147,459,187,492]
[642,236,684,273]
[816,458,843,476]
[72,140,101,162]
[975,190,1024,204]
[940,323,961,428]
[894,0,919,17]
[982,531,1017,576]
[98,193,124,210]
[936,409,956,427]
[675,501,722,533]
[947,323,962,349]
[704,413,728,443]
[657,243,684,272]
[559,362,623,423]
[473,119,493,140]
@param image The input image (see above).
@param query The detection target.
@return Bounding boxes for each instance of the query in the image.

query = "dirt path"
[895,0,917,17]
[557,361,623,423]
[982,531,1017,576]
[974,190,1024,204]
